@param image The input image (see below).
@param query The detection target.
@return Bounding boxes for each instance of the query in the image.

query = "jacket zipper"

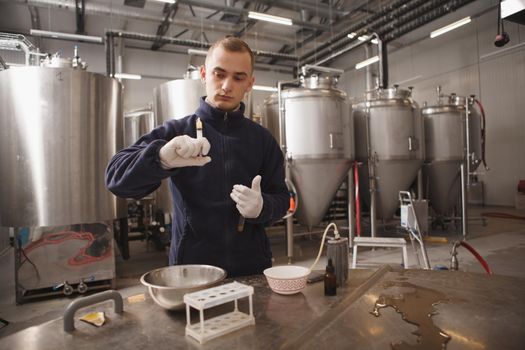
[222,111,232,269]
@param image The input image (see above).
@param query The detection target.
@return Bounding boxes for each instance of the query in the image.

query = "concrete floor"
[1,205,524,339]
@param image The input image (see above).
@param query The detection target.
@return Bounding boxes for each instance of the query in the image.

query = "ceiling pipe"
[300,0,427,64]
[13,0,294,44]
[106,30,297,60]
[104,29,298,75]
[301,0,474,66]
[276,0,390,59]
[176,0,330,30]
[24,0,232,31]
[382,0,477,41]
[241,0,343,18]
[299,0,413,63]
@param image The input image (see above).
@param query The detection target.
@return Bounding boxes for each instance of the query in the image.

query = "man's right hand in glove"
[159,135,211,169]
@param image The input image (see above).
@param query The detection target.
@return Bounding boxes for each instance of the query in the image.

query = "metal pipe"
[417,168,423,200]
[365,44,373,90]
[104,32,112,76]
[465,97,471,186]
[176,0,330,30]
[460,163,468,240]
[300,0,475,66]
[347,167,356,248]
[109,36,115,77]
[286,164,294,264]
[378,36,388,88]
[299,0,413,63]
[24,0,232,31]
[105,30,297,62]
[382,0,476,42]
[364,106,377,238]
[243,0,341,18]
[277,79,300,263]
[16,0,292,44]
[0,38,31,65]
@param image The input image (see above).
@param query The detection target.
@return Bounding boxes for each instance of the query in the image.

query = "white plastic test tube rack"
[184,281,255,344]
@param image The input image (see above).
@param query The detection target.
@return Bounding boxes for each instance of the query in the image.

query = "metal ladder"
[399,191,431,269]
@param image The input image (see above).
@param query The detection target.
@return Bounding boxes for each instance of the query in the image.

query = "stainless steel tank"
[154,69,205,124]
[124,107,155,148]
[422,92,483,215]
[0,65,123,227]
[153,70,205,214]
[353,86,424,219]
[263,75,354,227]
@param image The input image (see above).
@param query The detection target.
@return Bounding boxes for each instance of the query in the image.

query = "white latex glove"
[230,175,264,219]
[159,135,211,169]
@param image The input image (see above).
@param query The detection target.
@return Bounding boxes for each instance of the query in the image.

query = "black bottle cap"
[326,258,335,273]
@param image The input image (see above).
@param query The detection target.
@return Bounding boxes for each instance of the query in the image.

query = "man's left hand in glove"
[230,175,264,219]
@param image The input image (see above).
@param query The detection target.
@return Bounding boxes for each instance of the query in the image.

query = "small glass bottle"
[324,258,337,296]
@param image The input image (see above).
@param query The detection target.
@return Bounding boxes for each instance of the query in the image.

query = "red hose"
[354,161,361,237]
[459,241,492,275]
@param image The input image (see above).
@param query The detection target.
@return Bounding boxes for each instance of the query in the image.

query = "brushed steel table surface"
[1,267,524,350]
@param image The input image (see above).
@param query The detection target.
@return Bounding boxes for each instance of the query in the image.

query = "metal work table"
[1,267,524,350]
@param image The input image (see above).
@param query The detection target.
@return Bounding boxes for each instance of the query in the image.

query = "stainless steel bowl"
[140,265,227,310]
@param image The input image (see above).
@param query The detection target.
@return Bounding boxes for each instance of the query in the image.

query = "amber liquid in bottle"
[324,258,337,296]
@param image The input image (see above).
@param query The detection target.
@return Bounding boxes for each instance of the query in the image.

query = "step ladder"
[352,236,408,269]
[399,191,431,269]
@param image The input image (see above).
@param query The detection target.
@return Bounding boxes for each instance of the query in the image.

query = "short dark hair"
[206,36,255,73]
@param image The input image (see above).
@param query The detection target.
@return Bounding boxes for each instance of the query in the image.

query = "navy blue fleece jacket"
[106,98,288,277]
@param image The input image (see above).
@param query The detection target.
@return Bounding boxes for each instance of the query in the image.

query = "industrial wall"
[334,6,525,207]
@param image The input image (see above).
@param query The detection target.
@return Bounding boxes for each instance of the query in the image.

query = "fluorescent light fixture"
[253,85,277,92]
[501,0,525,18]
[355,55,379,70]
[359,36,379,44]
[187,48,208,56]
[5,62,25,67]
[430,16,471,38]
[30,29,103,43]
[349,33,378,44]
[395,75,423,85]
[114,73,142,80]
[151,0,176,3]
[248,11,293,26]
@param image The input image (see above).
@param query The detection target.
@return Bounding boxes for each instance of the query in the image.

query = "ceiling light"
[430,16,471,38]
[502,0,525,19]
[347,32,357,39]
[114,73,142,80]
[355,55,379,70]
[253,85,277,92]
[248,11,293,26]
[187,48,208,56]
[357,35,378,44]
[151,0,176,3]
[30,29,103,43]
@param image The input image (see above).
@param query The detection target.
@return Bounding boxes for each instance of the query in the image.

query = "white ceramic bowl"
[140,265,226,310]
[263,265,310,295]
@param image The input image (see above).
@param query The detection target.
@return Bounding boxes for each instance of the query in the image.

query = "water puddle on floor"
[370,281,450,350]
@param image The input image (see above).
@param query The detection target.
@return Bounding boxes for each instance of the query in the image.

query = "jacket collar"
[196,97,245,128]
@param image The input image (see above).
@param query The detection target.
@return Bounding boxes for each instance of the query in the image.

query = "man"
[106,37,289,277]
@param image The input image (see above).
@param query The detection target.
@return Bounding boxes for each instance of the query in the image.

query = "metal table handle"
[63,290,124,332]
